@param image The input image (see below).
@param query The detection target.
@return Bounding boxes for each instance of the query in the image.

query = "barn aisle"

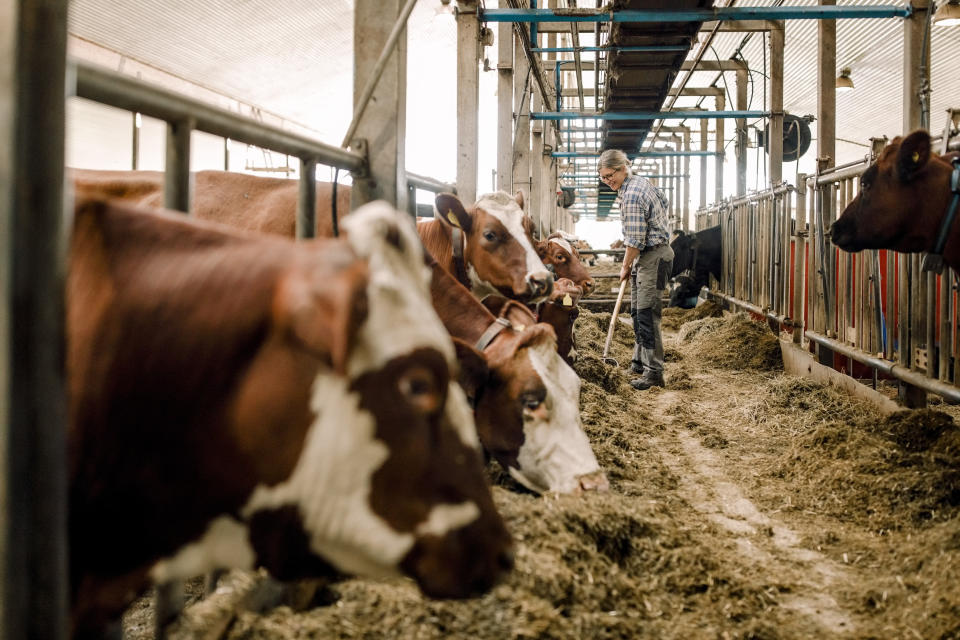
[125,306,960,640]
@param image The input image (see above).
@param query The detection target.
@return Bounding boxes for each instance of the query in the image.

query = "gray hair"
[598,149,631,176]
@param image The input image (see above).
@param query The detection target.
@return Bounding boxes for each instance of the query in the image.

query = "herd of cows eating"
[64,128,957,638]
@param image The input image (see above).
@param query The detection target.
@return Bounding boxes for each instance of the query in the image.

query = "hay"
[122,295,960,640]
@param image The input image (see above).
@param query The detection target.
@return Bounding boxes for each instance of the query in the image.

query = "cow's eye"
[398,366,442,415]
[520,388,546,412]
[483,230,498,242]
[556,255,566,263]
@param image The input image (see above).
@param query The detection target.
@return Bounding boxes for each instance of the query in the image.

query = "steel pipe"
[481,6,912,22]
[74,63,366,173]
[532,110,768,120]
[406,172,457,194]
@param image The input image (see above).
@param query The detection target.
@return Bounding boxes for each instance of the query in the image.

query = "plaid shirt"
[617,174,671,251]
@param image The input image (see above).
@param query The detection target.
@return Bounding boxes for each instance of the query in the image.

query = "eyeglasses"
[599,167,621,182]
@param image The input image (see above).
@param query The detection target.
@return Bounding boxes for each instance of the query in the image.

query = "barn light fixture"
[934,0,960,26]
[435,0,456,19]
[836,67,854,93]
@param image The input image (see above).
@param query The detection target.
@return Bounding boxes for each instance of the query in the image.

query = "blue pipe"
[480,6,912,22]
[532,45,688,53]
[554,151,718,157]
[534,110,766,120]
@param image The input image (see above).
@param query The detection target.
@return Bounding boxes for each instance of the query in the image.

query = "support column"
[496,4,513,192]
[512,33,531,202]
[903,0,931,132]
[736,68,748,196]
[715,93,725,202]
[456,0,480,205]
[1,0,69,637]
[531,89,544,233]
[352,0,408,209]
[768,22,784,186]
[817,0,836,172]
[700,119,708,212]
[683,128,691,229]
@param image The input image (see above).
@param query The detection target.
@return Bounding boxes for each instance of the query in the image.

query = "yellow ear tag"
[562,293,573,306]
[446,211,461,228]
[912,151,920,163]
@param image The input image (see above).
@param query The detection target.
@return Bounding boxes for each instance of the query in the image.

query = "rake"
[602,279,628,366]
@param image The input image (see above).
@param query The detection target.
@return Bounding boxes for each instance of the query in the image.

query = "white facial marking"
[549,237,574,254]
[150,516,255,584]
[511,342,601,494]
[243,202,483,579]
[416,501,481,537]
[467,263,500,300]
[475,192,548,277]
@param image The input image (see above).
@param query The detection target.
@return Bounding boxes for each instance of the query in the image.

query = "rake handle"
[602,279,628,359]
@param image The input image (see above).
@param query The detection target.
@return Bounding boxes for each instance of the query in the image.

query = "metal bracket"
[349,138,370,178]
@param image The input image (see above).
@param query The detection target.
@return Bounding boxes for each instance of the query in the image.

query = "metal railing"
[694,129,960,404]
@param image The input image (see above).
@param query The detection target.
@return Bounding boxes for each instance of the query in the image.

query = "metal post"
[768,22,784,186]
[132,112,140,170]
[715,93,725,202]
[512,32,531,202]
[736,67,747,197]
[683,128,691,229]
[699,120,708,211]
[164,119,192,212]
[497,3,513,193]
[1,0,69,637]
[352,0,408,209]
[297,158,317,239]
[456,0,480,205]
[531,89,543,232]
[903,0,930,132]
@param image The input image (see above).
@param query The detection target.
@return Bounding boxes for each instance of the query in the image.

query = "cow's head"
[435,191,553,303]
[831,130,957,255]
[475,297,607,495]
[668,272,700,309]
[537,233,595,295]
[669,229,698,277]
[237,202,512,599]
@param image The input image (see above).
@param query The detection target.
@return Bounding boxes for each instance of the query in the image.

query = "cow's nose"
[582,278,595,294]
[577,470,610,493]
[498,547,515,572]
[527,271,554,298]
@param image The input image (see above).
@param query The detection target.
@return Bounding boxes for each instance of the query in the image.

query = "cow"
[67,195,512,636]
[536,231,596,295]
[573,238,596,266]
[667,225,722,308]
[830,130,960,272]
[421,191,554,304]
[535,278,584,364]
[426,259,608,495]
[70,170,555,303]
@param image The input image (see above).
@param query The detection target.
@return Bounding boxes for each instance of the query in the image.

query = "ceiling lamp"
[836,67,854,93]
[934,0,960,26]
[434,0,456,19]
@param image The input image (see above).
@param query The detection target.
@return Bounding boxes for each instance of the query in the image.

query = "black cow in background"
[668,225,722,308]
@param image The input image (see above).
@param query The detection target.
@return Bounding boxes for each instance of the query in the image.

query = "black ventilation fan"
[757,113,814,162]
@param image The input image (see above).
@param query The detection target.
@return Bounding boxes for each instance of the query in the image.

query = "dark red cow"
[536,232,595,295]
[830,130,960,272]
[535,278,584,364]
[67,196,512,636]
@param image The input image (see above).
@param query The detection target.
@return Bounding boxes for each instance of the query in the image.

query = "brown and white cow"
[830,130,960,271]
[68,196,512,636]
[421,192,554,303]
[427,259,607,494]
[536,231,595,295]
[71,170,555,303]
[535,278,584,364]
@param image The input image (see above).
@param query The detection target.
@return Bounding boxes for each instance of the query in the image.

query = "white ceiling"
[66,1,960,194]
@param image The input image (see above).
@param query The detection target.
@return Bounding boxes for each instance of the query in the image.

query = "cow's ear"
[896,130,932,182]
[451,337,489,403]
[435,193,472,233]
[514,190,525,211]
[275,264,369,374]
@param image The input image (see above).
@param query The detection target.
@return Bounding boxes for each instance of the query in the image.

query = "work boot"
[630,371,665,390]
[629,360,644,375]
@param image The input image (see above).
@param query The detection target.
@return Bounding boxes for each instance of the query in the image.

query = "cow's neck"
[450,227,470,288]
[428,262,496,345]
